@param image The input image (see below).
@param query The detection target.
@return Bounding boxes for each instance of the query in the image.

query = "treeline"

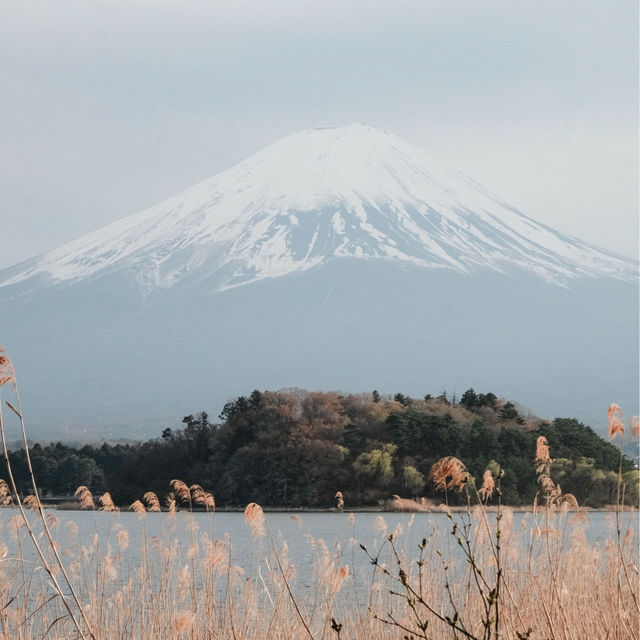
[1,389,637,508]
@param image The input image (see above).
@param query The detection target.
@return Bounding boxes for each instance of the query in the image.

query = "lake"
[2,507,636,591]
[0,506,638,639]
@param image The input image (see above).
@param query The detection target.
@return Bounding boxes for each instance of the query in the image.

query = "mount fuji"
[0,124,637,440]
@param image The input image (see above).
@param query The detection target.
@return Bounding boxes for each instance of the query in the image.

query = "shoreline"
[47,503,638,513]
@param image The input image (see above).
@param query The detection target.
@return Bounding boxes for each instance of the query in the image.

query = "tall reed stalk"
[0,342,95,639]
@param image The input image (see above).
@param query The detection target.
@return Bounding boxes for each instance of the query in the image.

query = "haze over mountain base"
[1,259,636,440]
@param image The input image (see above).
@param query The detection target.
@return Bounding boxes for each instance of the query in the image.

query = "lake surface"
[2,507,636,592]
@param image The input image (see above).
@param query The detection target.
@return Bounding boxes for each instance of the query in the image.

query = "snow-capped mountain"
[0,124,637,440]
[1,123,635,295]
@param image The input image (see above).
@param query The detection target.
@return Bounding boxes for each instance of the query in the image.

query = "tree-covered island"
[1,389,637,509]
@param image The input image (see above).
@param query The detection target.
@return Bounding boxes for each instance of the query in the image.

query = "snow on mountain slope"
[1,123,636,292]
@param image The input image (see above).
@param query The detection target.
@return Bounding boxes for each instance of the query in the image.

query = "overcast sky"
[1,0,638,269]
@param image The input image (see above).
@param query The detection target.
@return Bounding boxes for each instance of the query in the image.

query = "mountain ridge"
[1,123,636,297]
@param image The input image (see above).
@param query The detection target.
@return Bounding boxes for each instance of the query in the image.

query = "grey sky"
[1,0,638,269]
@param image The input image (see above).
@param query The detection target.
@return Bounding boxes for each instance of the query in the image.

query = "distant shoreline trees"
[1,388,636,509]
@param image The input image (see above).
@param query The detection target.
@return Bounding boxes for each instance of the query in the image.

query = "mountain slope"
[1,123,635,296]
[0,124,637,439]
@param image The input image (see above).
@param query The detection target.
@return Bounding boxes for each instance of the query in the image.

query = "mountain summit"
[1,123,635,294]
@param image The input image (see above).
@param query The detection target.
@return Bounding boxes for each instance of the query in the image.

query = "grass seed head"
[74,485,94,509]
[171,611,194,634]
[204,540,227,568]
[203,492,215,511]
[143,491,161,512]
[99,492,118,512]
[560,493,579,510]
[535,436,550,463]
[428,456,469,491]
[0,479,12,506]
[117,528,130,551]
[479,469,495,501]
[129,500,145,514]
[23,494,41,510]
[243,502,265,538]
[170,479,191,504]
[0,343,16,389]
[607,403,625,439]
[165,492,177,514]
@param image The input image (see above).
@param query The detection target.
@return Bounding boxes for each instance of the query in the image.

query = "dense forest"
[1,389,637,509]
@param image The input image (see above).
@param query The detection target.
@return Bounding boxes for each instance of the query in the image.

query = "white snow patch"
[332,212,346,234]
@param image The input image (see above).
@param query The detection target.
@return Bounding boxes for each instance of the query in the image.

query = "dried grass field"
[0,344,639,639]
[0,497,638,640]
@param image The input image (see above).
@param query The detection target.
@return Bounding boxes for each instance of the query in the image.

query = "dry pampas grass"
[170,479,191,506]
[0,343,16,388]
[190,483,205,504]
[23,494,42,510]
[129,500,145,514]
[243,502,265,538]
[560,493,579,510]
[0,478,12,506]
[0,504,635,640]
[202,492,215,510]
[165,492,177,514]
[608,403,625,438]
[74,485,94,510]
[537,473,562,507]
[190,484,215,511]
[0,343,96,640]
[143,491,161,512]
[535,435,550,462]
[171,611,194,634]
[116,528,129,552]
[478,469,495,501]
[534,435,580,512]
[428,456,469,491]
[99,492,118,512]
[0,450,636,640]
